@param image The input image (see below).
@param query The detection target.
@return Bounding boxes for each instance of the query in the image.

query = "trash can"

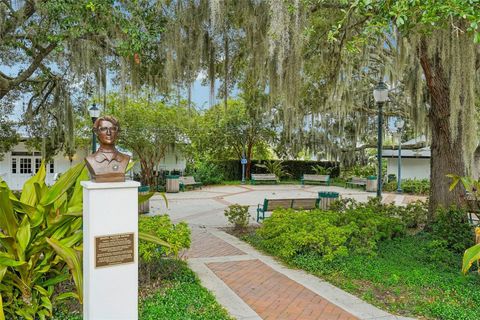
[366,175,377,192]
[138,185,150,214]
[166,175,180,193]
[318,191,340,210]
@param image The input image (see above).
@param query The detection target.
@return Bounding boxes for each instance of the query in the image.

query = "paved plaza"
[149,185,422,320]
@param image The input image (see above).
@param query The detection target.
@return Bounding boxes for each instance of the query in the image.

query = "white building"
[0,140,88,190]
[383,136,430,180]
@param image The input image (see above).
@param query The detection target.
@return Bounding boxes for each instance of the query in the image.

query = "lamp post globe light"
[395,118,405,193]
[88,103,100,154]
[373,81,389,198]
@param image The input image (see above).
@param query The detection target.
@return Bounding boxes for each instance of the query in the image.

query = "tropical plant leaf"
[20,160,46,206]
[15,217,31,261]
[68,167,89,209]
[462,243,480,274]
[126,160,136,173]
[46,238,83,303]
[139,192,155,205]
[0,266,7,283]
[40,162,85,206]
[139,232,172,248]
[0,185,18,237]
[40,273,70,287]
[0,292,4,320]
[0,254,26,267]
[54,292,79,301]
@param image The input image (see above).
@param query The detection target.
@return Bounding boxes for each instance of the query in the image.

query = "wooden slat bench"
[301,174,330,186]
[179,176,202,191]
[256,198,319,222]
[345,177,367,189]
[251,173,278,185]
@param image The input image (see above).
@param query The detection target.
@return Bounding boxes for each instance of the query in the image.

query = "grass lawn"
[53,259,232,320]
[244,232,480,320]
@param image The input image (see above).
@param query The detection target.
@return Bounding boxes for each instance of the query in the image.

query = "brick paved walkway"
[186,228,413,320]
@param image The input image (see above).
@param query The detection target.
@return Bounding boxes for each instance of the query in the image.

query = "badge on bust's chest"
[112,164,119,171]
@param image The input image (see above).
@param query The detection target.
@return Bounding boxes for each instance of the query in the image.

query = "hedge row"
[211,160,340,181]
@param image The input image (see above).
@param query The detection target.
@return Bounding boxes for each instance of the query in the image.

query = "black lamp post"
[395,118,405,193]
[373,81,389,198]
[88,104,100,154]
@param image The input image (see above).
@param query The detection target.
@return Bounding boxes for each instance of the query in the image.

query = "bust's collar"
[94,148,124,164]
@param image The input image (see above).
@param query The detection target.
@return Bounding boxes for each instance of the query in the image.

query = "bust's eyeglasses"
[98,126,118,133]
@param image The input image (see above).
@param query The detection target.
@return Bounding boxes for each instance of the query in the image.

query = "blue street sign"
[241,158,247,165]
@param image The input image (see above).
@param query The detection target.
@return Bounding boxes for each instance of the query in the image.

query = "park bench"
[251,173,278,185]
[301,174,330,186]
[256,198,319,222]
[179,176,202,191]
[345,177,367,189]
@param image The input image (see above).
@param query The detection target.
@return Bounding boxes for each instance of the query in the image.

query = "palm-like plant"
[255,160,290,179]
[447,175,480,274]
[0,162,169,319]
[0,162,86,319]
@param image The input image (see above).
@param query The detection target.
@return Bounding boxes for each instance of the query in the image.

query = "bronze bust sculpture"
[85,116,130,182]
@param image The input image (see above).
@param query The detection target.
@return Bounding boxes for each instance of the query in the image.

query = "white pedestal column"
[81,181,140,320]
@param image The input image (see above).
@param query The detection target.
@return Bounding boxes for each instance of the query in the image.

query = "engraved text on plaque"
[95,233,134,268]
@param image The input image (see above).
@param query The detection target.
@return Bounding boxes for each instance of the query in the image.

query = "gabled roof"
[382,135,430,158]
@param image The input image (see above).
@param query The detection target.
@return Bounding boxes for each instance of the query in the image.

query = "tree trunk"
[245,142,254,180]
[419,40,465,223]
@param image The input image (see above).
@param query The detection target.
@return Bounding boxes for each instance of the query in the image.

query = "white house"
[0,140,188,190]
[0,140,89,190]
[383,136,430,180]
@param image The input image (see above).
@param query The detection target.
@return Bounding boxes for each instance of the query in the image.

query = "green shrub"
[224,204,250,229]
[431,206,474,253]
[311,165,333,175]
[199,160,339,181]
[383,179,430,195]
[255,198,405,261]
[138,215,191,263]
[0,162,86,319]
[341,164,377,179]
[194,162,224,185]
[255,160,290,179]
[396,200,429,229]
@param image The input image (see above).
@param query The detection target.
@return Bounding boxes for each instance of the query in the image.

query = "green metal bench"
[301,174,330,186]
[251,173,278,185]
[256,198,320,222]
[179,176,202,191]
[345,177,367,189]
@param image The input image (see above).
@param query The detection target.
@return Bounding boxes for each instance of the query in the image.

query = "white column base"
[82,181,140,320]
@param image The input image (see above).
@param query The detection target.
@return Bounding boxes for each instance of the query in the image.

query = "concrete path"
[149,185,422,320]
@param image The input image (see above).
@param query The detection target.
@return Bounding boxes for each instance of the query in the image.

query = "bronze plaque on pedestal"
[95,233,134,268]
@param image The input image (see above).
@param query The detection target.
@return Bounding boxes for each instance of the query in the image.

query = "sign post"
[82,181,140,320]
[241,158,247,184]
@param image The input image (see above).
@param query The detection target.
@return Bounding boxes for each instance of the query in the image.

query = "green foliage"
[341,164,376,179]
[255,160,289,179]
[255,198,405,261]
[224,204,250,230]
[431,207,474,253]
[0,161,86,319]
[265,234,480,320]
[139,259,233,320]
[198,160,339,181]
[138,215,191,263]
[54,259,232,320]
[185,100,274,163]
[193,162,224,185]
[384,179,430,195]
[311,165,332,176]
[112,95,191,187]
[396,200,428,229]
